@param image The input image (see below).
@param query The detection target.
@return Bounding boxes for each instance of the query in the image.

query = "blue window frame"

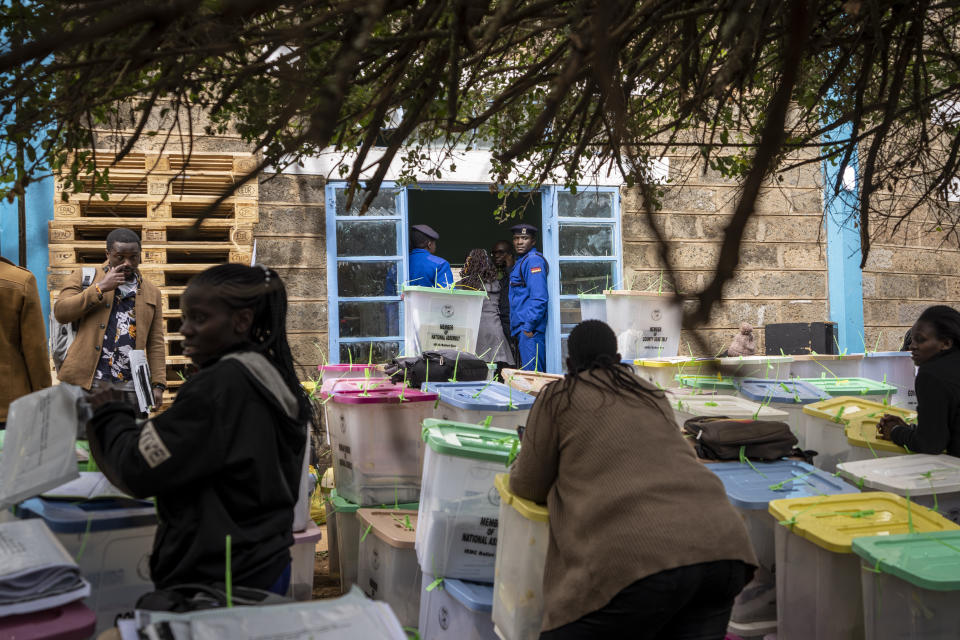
[325,182,622,373]
[542,186,622,369]
[325,182,407,364]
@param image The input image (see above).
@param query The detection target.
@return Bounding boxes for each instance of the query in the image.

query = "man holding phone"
[54,228,166,411]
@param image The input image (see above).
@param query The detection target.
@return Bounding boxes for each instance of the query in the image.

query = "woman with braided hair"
[456,248,515,367]
[509,320,757,639]
[88,263,314,595]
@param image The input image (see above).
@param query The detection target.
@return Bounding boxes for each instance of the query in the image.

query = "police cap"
[411,224,439,240]
[510,223,538,237]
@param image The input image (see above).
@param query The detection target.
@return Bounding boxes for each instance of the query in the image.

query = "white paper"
[0,520,90,616]
[137,587,406,640]
[0,384,86,509]
[42,471,133,501]
[130,349,153,413]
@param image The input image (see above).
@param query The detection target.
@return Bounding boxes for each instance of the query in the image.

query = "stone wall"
[255,173,328,379]
[620,156,829,356]
[861,212,960,352]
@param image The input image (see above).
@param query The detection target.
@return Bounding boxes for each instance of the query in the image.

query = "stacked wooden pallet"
[48,151,259,399]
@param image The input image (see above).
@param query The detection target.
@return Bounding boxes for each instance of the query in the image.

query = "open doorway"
[407,189,542,270]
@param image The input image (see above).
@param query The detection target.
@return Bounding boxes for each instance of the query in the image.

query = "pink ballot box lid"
[0,601,96,640]
[331,388,438,404]
[319,364,379,374]
[294,523,324,544]
[319,377,400,398]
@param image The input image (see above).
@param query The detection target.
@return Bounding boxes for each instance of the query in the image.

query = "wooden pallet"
[49,150,259,394]
[53,200,258,223]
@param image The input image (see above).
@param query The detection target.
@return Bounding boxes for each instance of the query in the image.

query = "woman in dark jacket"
[879,305,960,457]
[87,264,314,594]
[456,248,516,367]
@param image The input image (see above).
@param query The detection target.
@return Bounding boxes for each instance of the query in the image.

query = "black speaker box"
[764,322,837,355]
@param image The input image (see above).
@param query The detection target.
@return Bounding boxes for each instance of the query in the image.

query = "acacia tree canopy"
[2,0,959,324]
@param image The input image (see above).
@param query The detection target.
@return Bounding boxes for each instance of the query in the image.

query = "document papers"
[0,519,90,617]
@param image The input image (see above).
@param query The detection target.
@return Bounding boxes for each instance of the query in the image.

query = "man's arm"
[521,256,549,333]
[20,272,52,391]
[53,267,103,323]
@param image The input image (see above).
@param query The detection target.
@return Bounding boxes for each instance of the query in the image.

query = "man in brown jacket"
[0,256,53,426]
[54,228,165,410]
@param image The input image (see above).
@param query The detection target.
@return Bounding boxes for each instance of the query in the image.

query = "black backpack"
[384,349,489,389]
[682,416,804,462]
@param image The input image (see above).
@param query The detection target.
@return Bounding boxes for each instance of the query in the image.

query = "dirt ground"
[310,525,343,600]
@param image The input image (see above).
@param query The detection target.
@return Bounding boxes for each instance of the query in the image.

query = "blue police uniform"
[509,248,549,371]
[408,248,453,288]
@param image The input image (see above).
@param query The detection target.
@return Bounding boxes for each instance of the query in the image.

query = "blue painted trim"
[541,187,560,373]
[326,181,406,363]
[822,121,865,353]
[0,176,55,334]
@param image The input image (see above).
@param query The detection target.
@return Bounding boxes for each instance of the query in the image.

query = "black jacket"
[892,349,960,457]
[88,350,308,589]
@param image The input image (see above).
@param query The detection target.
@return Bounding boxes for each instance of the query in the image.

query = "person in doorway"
[455,249,515,368]
[0,256,52,428]
[54,228,165,412]
[408,224,453,288]
[86,264,312,594]
[509,224,549,370]
[491,240,518,363]
[510,320,757,640]
[878,305,960,456]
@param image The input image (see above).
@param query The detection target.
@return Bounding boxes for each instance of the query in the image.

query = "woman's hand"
[877,414,908,440]
[88,386,128,411]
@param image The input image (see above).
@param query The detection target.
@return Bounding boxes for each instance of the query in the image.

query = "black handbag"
[383,349,489,389]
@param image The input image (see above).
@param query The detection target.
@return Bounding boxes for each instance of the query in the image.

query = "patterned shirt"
[95,277,138,385]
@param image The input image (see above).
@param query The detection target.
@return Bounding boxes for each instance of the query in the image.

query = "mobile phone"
[516,425,525,440]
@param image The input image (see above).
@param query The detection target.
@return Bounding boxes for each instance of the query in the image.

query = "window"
[546,188,622,366]
[326,184,406,363]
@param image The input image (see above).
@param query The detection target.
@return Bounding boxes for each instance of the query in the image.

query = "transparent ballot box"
[501,369,563,397]
[705,460,857,637]
[603,290,682,360]
[790,354,863,380]
[327,387,437,505]
[288,524,323,601]
[838,454,960,524]
[738,378,830,449]
[328,489,418,594]
[356,508,422,629]
[670,394,788,430]
[492,474,548,640]
[768,492,957,640]
[633,357,718,390]
[861,351,916,410]
[15,497,157,636]
[799,397,915,473]
[853,531,960,640]
[422,381,534,431]
[419,572,497,640]
[417,421,517,582]
[717,355,793,380]
[403,286,486,354]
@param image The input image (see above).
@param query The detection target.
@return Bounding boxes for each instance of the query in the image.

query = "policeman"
[508,223,549,370]
[408,224,453,288]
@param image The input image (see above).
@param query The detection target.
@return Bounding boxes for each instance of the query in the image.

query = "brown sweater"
[510,368,757,631]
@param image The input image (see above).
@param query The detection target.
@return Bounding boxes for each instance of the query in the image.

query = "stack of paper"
[0,519,90,617]
[41,472,134,502]
[125,587,406,640]
[0,383,87,510]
